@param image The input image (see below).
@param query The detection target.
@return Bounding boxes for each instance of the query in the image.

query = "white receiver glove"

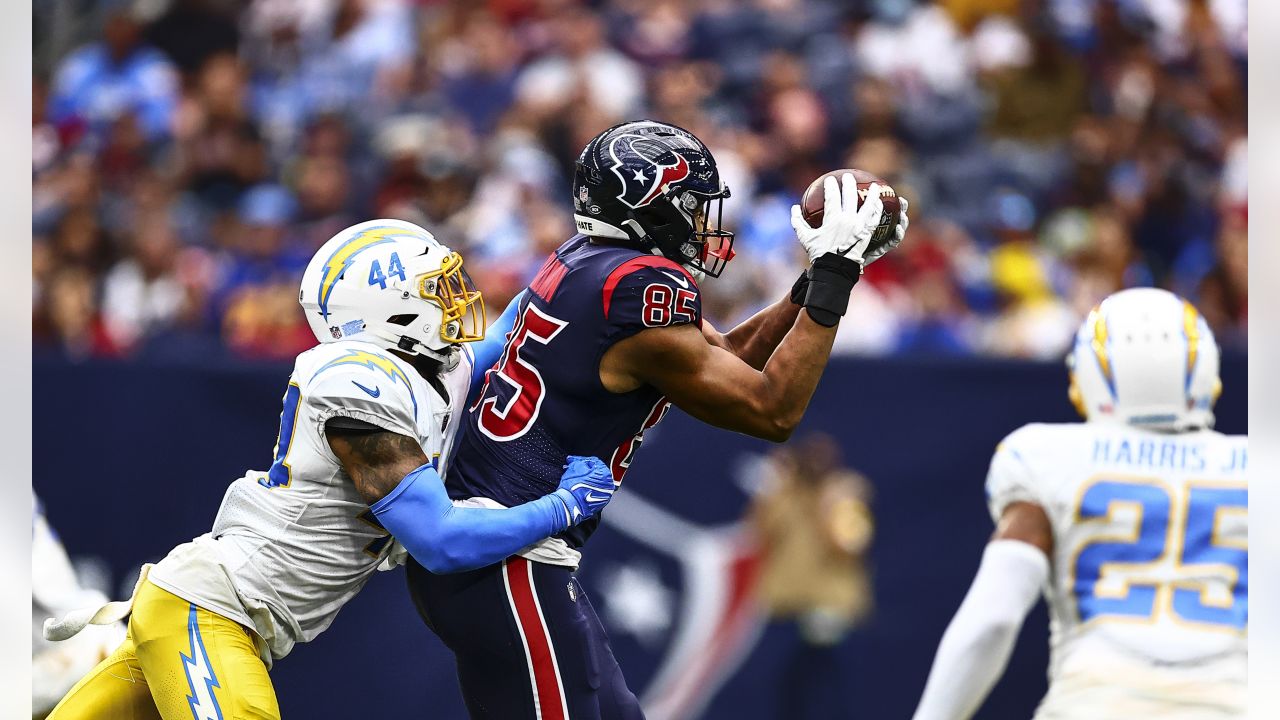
[790,173,886,267]
[863,195,909,266]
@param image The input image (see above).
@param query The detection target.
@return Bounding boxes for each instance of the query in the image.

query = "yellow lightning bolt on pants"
[46,580,280,720]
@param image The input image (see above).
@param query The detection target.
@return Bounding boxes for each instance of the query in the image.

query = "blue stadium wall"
[34,354,1247,719]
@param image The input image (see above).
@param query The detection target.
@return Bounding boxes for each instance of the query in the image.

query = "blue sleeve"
[467,290,526,404]
[370,463,569,573]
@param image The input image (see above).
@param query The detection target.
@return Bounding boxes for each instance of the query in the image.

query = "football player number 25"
[1072,478,1247,630]
[477,305,568,441]
[260,382,302,489]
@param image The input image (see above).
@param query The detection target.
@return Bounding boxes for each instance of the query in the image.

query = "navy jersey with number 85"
[446,234,701,548]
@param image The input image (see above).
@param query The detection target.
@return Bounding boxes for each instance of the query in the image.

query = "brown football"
[800,168,900,254]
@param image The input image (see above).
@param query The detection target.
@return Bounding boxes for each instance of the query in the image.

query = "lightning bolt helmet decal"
[316,226,407,320]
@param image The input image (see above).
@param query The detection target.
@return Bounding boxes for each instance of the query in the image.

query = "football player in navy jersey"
[408,120,910,720]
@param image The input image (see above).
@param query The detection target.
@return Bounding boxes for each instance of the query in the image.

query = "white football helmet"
[299,219,485,361]
[1067,288,1220,431]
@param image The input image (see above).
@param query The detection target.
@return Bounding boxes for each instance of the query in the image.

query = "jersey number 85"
[475,305,567,441]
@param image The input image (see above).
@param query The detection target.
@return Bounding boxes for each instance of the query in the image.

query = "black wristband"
[802,253,861,327]
[789,270,809,306]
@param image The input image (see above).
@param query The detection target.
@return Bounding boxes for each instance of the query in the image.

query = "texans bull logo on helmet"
[606,133,694,209]
[572,119,735,277]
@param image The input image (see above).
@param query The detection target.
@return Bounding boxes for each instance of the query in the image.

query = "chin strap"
[624,213,700,267]
[621,217,651,246]
[412,342,460,372]
[641,243,704,282]
[362,328,459,371]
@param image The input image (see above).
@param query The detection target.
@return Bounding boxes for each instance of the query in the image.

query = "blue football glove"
[551,455,616,527]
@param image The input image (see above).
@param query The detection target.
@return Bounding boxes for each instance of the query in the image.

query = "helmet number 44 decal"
[368,252,407,290]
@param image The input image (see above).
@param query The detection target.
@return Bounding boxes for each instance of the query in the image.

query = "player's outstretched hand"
[790,173,886,267]
[552,455,616,526]
[863,195,909,267]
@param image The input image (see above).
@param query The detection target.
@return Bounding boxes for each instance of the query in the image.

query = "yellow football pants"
[48,579,280,720]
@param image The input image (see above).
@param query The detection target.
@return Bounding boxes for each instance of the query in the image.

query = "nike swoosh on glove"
[551,455,617,526]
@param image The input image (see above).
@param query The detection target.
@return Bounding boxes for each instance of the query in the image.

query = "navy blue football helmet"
[572,120,735,277]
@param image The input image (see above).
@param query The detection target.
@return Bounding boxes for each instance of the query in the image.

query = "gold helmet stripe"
[1086,305,1117,399]
[1183,300,1201,392]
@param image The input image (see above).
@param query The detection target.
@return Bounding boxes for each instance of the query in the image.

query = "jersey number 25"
[1072,478,1247,630]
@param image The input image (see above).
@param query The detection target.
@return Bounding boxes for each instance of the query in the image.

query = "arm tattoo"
[325,424,429,504]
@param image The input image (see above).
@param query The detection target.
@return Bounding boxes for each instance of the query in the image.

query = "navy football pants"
[407,556,646,720]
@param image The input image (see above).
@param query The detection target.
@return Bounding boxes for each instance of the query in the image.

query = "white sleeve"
[305,367,419,438]
[912,540,1049,720]
[985,427,1042,523]
[32,503,96,613]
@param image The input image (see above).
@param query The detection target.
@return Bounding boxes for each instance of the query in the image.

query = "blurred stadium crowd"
[32,0,1247,361]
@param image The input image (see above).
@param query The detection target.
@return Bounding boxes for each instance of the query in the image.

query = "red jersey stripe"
[601,255,694,318]
[529,254,570,302]
[502,557,569,720]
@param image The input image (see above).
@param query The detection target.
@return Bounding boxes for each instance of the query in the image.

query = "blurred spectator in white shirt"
[101,215,189,350]
[515,8,643,119]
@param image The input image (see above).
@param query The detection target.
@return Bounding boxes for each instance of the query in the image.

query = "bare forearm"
[621,310,838,442]
[755,311,837,436]
[721,298,802,370]
[678,312,837,441]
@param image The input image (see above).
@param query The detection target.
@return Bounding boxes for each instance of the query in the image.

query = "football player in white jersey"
[44,219,618,720]
[33,497,126,718]
[913,288,1246,720]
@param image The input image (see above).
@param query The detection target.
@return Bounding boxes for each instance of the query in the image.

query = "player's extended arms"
[704,193,908,370]
[702,298,801,371]
[327,426,615,573]
[605,174,903,442]
[603,308,837,443]
[467,290,527,404]
[911,502,1054,720]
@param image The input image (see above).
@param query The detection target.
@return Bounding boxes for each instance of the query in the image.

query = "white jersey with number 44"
[986,422,1247,719]
[147,340,472,662]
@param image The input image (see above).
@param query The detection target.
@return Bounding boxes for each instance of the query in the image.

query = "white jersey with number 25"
[986,422,1247,720]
